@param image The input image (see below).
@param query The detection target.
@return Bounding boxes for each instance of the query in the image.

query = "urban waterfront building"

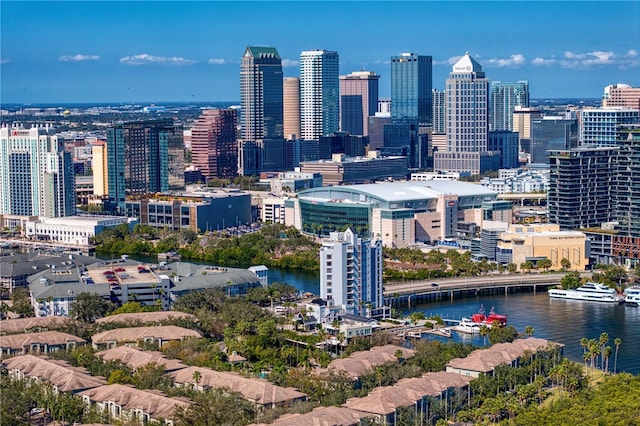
[0,125,75,217]
[300,49,340,140]
[613,125,640,239]
[106,119,179,213]
[319,229,384,316]
[390,53,433,126]
[578,107,639,146]
[240,46,284,141]
[489,81,529,131]
[548,146,617,230]
[432,89,446,134]
[602,83,640,110]
[339,71,379,136]
[191,109,238,180]
[283,77,301,140]
[434,53,500,174]
[530,115,578,163]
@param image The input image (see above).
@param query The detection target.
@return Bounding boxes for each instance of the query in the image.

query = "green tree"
[524,326,534,338]
[9,288,35,317]
[560,258,572,270]
[614,338,622,374]
[560,271,582,290]
[507,263,518,274]
[69,292,113,323]
[537,258,553,271]
[174,388,256,426]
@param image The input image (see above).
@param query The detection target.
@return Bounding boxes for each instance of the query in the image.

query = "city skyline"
[1,1,639,104]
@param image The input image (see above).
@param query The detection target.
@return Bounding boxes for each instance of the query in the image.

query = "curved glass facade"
[299,199,371,238]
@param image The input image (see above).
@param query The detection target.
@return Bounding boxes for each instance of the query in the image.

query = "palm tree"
[524,326,534,338]
[603,346,612,372]
[599,332,609,370]
[480,325,490,346]
[614,338,622,373]
[192,370,202,388]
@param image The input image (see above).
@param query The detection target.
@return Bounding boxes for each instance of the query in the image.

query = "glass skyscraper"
[490,81,529,131]
[390,53,433,126]
[240,46,283,141]
[300,49,340,140]
[339,71,379,136]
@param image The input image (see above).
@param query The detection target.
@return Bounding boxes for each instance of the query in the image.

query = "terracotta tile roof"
[96,346,187,372]
[252,406,372,426]
[170,366,306,406]
[95,311,197,325]
[320,344,416,380]
[0,317,73,335]
[0,330,86,351]
[2,354,106,392]
[78,384,191,420]
[343,386,420,415]
[91,326,201,345]
[446,337,560,373]
[395,371,473,397]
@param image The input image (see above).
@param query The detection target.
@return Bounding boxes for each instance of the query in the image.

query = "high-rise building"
[613,125,640,238]
[603,84,640,110]
[487,131,519,169]
[390,53,433,126]
[548,146,617,230]
[579,107,639,146]
[283,77,300,140]
[319,229,383,316]
[92,141,108,197]
[432,89,445,134]
[434,53,500,174]
[191,109,238,181]
[240,46,283,141]
[300,49,340,140]
[0,125,75,217]
[318,132,366,159]
[339,71,379,136]
[530,115,578,164]
[513,106,543,154]
[490,81,529,131]
[106,119,177,213]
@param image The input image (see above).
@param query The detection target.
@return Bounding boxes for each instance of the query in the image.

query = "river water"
[272,269,640,375]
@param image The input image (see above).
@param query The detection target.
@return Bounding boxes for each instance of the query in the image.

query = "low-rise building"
[299,152,408,186]
[0,316,73,335]
[79,383,191,426]
[96,346,187,372]
[162,262,264,299]
[0,331,86,358]
[94,311,197,326]
[22,216,137,247]
[3,354,106,393]
[255,406,372,426]
[170,366,307,408]
[319,344,416,381]
[91,325,201,350]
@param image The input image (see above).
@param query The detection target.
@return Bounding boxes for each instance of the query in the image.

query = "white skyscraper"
[0,125,75,217]
[300,49,340,141]
[319,229,383,317]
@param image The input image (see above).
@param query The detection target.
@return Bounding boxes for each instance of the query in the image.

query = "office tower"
[319,228,383,316]
[191,109,238,181]
[488,131,519,169]
[283,77,300,140]
[530,116,578,163]
[92,141,108,197]
[613,125,640,238]
[432,89,445,134]
[300,49,340,140]
[513,106,543,154]
[603,84,640,110]
[240,46,283,141]
[434,53,499,174]
[548,146,617,230]
[318,132,366,159]
[167,124,186,190]
[285,139,319,169]
[367,114,392,150]
[378,98,391,114]
[0,125,75,217]
[391,52,433,126]
[339,71,379,136]
[106,119,175,213]
[490,81,529,131]
[579,107,639,146]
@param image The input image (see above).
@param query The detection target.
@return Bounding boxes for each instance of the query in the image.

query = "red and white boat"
[471,305,507,327]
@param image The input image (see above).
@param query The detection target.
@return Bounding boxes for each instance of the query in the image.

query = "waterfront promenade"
[383,273,583,307]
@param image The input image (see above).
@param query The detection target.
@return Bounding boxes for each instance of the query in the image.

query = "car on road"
[431,282,439,287]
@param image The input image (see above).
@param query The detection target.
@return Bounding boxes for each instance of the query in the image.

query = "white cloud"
[59,54,100,62]
[533,49,639,69]
[208,58,227,65]
[120,53,197,66]
[484,54,525,68]
[281,58,299,68]
[447,55,463,65]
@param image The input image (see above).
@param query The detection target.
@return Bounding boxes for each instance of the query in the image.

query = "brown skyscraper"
[339,71,379,136]
[191,109,238,180]
[283,77,300,140]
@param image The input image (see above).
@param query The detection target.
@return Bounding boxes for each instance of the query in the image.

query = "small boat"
[624,286,640,306]
[452,317,484,334]
[430,327,452,338]
[471,305,507,326]
[548,282,624,304]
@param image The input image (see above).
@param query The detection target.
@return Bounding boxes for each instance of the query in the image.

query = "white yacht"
[452,318,484,334]
[548,282,624,303]
[624,287,640,306]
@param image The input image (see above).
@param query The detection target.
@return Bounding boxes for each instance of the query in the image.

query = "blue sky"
[1,1,639,104]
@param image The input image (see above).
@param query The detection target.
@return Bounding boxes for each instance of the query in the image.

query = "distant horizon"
[2,1,638,103]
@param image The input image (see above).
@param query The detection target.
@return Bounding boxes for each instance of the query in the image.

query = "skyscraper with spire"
[300,49,340,140]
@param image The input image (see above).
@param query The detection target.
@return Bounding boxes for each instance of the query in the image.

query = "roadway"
[383,273,576,297]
